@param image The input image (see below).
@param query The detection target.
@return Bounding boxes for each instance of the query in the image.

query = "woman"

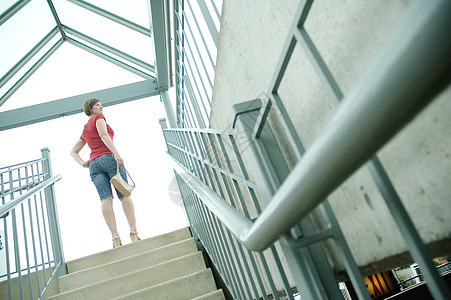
[70,98,140,248]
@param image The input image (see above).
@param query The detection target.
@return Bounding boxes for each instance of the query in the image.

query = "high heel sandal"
[130,228,141,243]
[112,233,122,248]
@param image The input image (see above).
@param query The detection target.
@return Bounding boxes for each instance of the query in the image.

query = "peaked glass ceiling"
[0,0,156,111]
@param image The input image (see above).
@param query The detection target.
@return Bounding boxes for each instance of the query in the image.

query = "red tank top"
[80,114,114,160]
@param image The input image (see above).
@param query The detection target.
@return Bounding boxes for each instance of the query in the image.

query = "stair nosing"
[61,237,196,279]
[66,227,192,272]
[110,268,216,300]
[50,251,206,299]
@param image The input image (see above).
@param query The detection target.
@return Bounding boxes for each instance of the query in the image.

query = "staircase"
[47,227,225,300]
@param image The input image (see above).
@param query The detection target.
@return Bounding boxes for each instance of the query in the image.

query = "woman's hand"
[114,154,124,166]
[82,160,90,168]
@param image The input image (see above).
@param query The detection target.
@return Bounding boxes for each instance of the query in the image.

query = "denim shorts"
[89,154,128,200]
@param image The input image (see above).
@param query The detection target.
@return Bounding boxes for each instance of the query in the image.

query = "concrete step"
[66,226,192,273]
[111,268,218,300]
[48,251,206,300]
[59,237,198,292]
[190,289,226,300]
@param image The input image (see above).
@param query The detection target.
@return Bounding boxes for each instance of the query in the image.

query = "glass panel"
[84,0,150,28]
[1,42,145,112]
[0,34,61,109]
[66,31,155,77]
[53,0,154,65]
[0,0,56,79]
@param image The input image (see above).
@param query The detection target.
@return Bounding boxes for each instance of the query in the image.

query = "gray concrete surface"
[210,0,451,276]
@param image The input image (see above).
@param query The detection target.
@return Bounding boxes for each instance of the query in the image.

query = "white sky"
[0,42,189,261]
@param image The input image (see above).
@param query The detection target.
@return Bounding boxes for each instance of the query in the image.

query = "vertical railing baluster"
[206,133,255,299]
[18,166,34,299]
[10,170,24,300]
[1,155,62,299]
[27,163,41,297]
[229,134,284,299]
[1,170,13,300]
[217,134,269,299]
[34,190,48,283]
[38,191,52,272]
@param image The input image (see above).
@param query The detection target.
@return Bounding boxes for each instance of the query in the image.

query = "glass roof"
[0,0,156,111]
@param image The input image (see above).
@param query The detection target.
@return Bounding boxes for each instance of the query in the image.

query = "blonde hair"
[83,98,100,116]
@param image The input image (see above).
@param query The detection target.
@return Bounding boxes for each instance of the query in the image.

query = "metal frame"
[0,0,158,113]
[0,0,31,27]
[166,0,451,299]
[0,79,159,131]
[173,0,221,128]
[0,28,63,107]
[67,0,151,37]
[0,149,64,300]
[64,26,155,77]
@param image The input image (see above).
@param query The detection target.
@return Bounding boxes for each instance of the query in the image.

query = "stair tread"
[66,226,192,273]
[111,268,218,300]
[59,237,198,292]
[49,252,207,299]
[190,289,226,300]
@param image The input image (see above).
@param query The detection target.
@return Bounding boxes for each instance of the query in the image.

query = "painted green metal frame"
[0,0,158,114]
[0,0,31,27]
[166,0,451,299]
[0,79,159,131]
[64,26,155,77]
[149,0,177,128]
[0,149,64,299]
[68,0,151,37]
[173,0,219,128]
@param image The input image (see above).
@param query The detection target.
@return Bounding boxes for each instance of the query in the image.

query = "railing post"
[232,99,349,300]
[40,148,67,276]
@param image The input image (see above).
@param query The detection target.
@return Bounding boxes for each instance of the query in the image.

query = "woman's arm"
[96,118,124,166]
[70,139,90,167]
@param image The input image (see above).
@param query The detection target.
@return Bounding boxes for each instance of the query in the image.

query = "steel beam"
[0,0,31,27]
[67,0,151,37]
[46,0,66,39]
[0,37,64,107]
[0,27,60,92]
[0,79,159,131]
[65,26,155,74]
[149,0,170,90]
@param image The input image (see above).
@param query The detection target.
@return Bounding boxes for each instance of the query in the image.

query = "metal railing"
[0,148,64,300]
[396,262,451,290]
[160,122,299,299]
[165,0,451,299]
[173,0,223,128]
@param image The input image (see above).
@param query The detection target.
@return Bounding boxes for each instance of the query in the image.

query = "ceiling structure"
[0,0,172,131]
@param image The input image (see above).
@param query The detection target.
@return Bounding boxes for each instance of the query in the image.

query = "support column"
[160,89,176,128]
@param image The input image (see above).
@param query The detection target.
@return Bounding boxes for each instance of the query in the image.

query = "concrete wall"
[211,0,451,275]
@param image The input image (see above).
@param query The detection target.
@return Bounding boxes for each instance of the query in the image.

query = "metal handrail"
[170,0,450,252]
[166,0,451,298]
[1,149,65,299]
[0,175,62,218]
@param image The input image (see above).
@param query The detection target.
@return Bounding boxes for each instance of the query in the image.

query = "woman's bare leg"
[120,196,140,242]
[101,197,119,237]
[120,196,137,232]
